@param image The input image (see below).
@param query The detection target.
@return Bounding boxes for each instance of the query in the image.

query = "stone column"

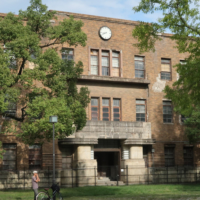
[129,146,145,166]
[121,145,147,184]
[73,145,97,186]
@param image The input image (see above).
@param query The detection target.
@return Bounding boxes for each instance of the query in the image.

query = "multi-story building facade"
[0,11,199,186]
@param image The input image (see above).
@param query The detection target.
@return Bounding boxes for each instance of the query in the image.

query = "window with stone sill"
[163,101,173,123]
[113,99,121,121]
[136,99,146,122]
[161,59,171,80]
[135,56,145,78]
[102,98,110,121]
[62,48,74,61]
[91,97,99,121]
[90,49,121,77]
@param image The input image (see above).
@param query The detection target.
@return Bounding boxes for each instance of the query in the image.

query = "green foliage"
[184,107,200,143]
[133,0,200,142]
[0,0,89,145]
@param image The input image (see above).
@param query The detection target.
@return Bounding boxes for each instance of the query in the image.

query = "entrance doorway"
[94,151,120,180]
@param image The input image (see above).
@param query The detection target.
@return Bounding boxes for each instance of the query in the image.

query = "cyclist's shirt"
[32,176,38,189]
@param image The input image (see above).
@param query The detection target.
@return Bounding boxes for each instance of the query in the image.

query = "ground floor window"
[2,143,16,170]
[29,144,42,170]
[184,146,193,166]
[165,145,175,167]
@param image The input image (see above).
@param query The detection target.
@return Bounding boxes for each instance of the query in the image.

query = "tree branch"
[40,38,59,48]
[176,1,200,35]
[18,57,26,76]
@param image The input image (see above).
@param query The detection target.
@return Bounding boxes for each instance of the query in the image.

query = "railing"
[0,165,200,189]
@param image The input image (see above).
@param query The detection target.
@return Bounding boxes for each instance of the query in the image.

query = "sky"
[0,0,163,23]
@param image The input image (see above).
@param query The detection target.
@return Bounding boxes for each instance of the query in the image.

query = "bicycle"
[36,183,63,200]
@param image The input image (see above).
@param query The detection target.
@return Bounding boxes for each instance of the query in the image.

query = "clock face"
[99,26,112,40]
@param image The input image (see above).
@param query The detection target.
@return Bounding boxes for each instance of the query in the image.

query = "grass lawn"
[1,184,200,200]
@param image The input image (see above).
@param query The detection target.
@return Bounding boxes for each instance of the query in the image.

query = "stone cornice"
[78,75,150,85]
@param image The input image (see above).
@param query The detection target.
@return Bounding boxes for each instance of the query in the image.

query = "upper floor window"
[112,52,120,77]
[135,56,145,78]
[3,98,17,120]
[163,101,173,123]
[91,50,99,75]
[102,51,110,76]
[2,143,16,170]
[91,98,99,121]
[62,48,74,61]
[113,99,121,121]
[102,98,110,121]
[136,99,146,122]
[90,49,121,77]
[161,59,171,80]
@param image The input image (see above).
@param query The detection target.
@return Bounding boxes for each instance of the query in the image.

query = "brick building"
[1,11,199,186]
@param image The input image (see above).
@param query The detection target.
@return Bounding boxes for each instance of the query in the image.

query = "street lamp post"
[49,116,58,185]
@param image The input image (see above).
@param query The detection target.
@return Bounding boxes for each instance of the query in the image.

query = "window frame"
[112,51,120,77]
[163,101,173,123]
[164,145,175,167]
[102,98,110,121]
[91,97,99,121]
[62,48,74,61]
[2,143,17,170]
[113,98,121,121]
[29,144,42,170]
[161,58,172,81]
[183,146,193,166]
[90,49,99,75]
[136,99,146,122]
[2,98,17,120]
[89,48,122,77]
[134,56,145,79]
[101,51,110,76]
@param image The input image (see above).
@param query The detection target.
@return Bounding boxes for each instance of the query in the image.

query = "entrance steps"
[97,177,125,186]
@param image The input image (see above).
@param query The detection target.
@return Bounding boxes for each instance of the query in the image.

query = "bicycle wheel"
[36,191,49,200]
[56,192,63,200]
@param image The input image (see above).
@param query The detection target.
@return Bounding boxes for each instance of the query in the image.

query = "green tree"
[184,107,200,143]
[132,0,200,141]
[0,0,90,145]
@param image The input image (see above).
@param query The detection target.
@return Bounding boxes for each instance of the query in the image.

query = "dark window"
[184,147,193,166]
[91,50,99,75]
[102,98,110,121]
[102,51,109,76]
[135,56,145,78]
[163,101,173,123]
[29,144,42,170]
[113,99,121,121]
[112,51,120,77]
[181,115,188,123]
[165,146,175,167]
[2,143,16,170]
[136,99,146,122]
[91,98,99,121]
[161,59,171,80]
[62,48,74,61]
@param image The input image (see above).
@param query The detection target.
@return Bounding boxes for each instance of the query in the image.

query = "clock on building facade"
[99,26,112,40]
